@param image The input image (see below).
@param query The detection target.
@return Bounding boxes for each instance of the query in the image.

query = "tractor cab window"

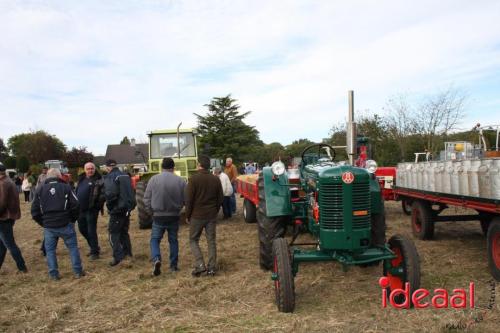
[150,133,196,159]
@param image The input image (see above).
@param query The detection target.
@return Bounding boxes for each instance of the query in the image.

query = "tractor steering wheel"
[301,143,336,165]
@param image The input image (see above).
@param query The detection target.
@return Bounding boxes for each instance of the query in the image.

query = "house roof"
[93,155,106,167]
[104,144,149,165]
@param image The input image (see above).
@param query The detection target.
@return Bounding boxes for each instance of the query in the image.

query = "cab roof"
[148,128,197,136]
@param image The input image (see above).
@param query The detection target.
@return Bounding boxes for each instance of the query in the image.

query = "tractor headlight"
[366,160,378,174]
[271,161,286,176]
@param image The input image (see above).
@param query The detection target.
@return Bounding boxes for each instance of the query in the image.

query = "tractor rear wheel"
[383,234,421,307]
[135,181,153,229]
[411,200,434,240]
[257,173,286,270]
[401,198,412,216]
[272,238,295,313]
[487,217,500,281]
[243,198,257,223]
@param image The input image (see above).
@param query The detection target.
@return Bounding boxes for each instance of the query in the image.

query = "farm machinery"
[134,124,199,228]
[44,160,72,184]
[258,92,421,312]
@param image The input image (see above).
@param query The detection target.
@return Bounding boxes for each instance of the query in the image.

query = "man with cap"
[144,158,186,276]
[36,166,48,189]
[185,155,224,277]
[0,163,27,274]
[103,159,136,266]
[31,168,83,280]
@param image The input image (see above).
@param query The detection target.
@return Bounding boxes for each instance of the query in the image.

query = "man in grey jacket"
[144,158,186,275]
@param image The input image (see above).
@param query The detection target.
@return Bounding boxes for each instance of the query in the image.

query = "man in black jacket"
[103,159,136,266]
[31,168,84,280]
[75,162,105,260]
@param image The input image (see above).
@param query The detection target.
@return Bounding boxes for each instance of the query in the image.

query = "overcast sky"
[1,0,500,155]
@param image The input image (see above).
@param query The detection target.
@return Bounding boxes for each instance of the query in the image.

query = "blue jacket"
[31,177,79,228]
[104,168,136,215]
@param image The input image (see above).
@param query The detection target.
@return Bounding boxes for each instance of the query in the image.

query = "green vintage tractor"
[135,125,199,228]
[258,93,421,312]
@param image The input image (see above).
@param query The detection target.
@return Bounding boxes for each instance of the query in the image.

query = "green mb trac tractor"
[258,92,421,312]
[135,125,199,229]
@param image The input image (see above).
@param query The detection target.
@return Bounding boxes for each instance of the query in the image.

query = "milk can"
[409,164,417,189]
[459,160,470,196]
[451,161,461,195]
[443,161,453,193]
[434,162,444,193]
[427,161,436,192]
[397,163,406,188]
[478,159,493,198]
[489,159,500,200]
[468,159,480,197]
[416,163,424,190]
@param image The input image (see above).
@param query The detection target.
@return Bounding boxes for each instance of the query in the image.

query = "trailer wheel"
[401,199,412,216]
[383,234,421,307]
[243,198,257,223]
[257,173,286,270]
[411,201,434,240]
[487,218,500,281]
[272,238,295,313]
[135,181,153,229]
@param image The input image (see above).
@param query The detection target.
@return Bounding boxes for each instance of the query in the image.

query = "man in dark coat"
[75,162,105,260]
[0,163,27,273]
[185,155,224,277]
[31,168,83,280]
[103,159,136,266]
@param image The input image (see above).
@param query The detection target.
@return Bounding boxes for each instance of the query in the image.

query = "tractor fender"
[370,175,384,215]
[261,167,292,217]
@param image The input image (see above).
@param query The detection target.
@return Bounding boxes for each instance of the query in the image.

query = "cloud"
[1,0,500,154]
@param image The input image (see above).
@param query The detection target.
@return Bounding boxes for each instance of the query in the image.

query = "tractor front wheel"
[243,198,257,223]
[411,200,434,240]
[272,238,295,313]
[383,234,421,307]
[487,217,500,281]
[135,181,153,229]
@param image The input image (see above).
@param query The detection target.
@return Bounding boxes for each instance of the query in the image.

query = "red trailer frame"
[236,176,259,223]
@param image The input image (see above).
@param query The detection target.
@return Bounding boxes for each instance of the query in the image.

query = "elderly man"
[75,162,105,260]
[103,159,136,266]
[186,155,224,277]
[36,166,48,189]
[31,168,83,280]
[213,167,233,219]
[223,157,238,215]
[144,157,186,275]
[0,163,27,274]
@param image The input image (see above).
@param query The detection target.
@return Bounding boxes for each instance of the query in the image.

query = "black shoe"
[89,254,100,260]
[191,265,206,277]
[75,271,86,279]
[18,267,28,273]
[152,260,161,276]
[206,269,216,277]
[109,259,121,267]
[170,266,179,272]
[50,274,60,281]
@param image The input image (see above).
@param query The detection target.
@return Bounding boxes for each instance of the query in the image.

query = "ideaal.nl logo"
[378,277,475,309]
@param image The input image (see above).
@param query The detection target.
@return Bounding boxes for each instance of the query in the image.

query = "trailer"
[236,174,259,223]
[392,142,500,281]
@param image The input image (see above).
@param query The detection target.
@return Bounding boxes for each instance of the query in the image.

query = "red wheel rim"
[273,256,280,291]
[412,207,421,233]
[387,247,404,290]
[493,232,500,269]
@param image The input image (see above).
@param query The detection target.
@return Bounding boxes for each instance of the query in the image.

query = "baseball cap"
[105,159,117,167]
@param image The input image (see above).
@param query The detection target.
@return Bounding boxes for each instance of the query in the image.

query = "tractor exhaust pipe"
[347,90,357,165]
[177,122,182,159]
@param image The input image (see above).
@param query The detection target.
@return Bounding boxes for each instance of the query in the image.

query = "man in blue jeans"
[144,158,186,275]
[0,163,27,274]
[31,168,84,280]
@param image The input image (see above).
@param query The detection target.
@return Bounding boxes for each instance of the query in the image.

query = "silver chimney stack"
[346,90,357,165]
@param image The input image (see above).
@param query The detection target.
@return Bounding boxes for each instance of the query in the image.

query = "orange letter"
[390,282,410,309]
[450,289,466,308]
[431,289,449,308]
[412,289,430,308]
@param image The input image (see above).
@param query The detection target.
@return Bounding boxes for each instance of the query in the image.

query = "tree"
[417,88,467,154]
[255,142,286,166]
[285,139,314,158]
[120,136,131,145]
[0,138,8,162]
[3,156,16,169]
[8,130,66,164]
[64,146,94,168]
[16,156,30,173]
[194,95,261,162]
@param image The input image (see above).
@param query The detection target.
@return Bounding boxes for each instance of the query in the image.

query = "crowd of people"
[0,155,247,280]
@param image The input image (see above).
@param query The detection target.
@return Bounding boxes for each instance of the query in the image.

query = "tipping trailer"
[391,133,500,281]
[236,174,259,223]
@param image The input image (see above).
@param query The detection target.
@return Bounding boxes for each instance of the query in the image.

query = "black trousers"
[0,220,27,271]
[78,210,100,255]
[108,214,132,262]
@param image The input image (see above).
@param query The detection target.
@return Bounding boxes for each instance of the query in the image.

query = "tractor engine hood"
[304,163,370,184]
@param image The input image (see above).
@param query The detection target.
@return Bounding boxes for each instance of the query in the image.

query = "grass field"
[0,196,498,332]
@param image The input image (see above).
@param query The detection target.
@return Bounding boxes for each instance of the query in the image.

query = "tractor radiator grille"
[320,182,370,230]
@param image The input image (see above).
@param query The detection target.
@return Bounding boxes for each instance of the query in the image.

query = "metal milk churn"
[489,159,500,199]
[443,161,453,193]
[468,159,480,197]
[434,162,444,193]
[416,163,424,190]
[459,160,470,196]
[478,159,493,198]
[451,161,461,195]
[427,161,436,192]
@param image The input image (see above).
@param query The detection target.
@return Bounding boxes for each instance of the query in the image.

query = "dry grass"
[0,196,498,332]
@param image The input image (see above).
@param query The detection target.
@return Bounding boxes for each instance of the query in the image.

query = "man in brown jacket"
[0,163,27,273]
[224,157,238,214]
[185,155,224,277]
